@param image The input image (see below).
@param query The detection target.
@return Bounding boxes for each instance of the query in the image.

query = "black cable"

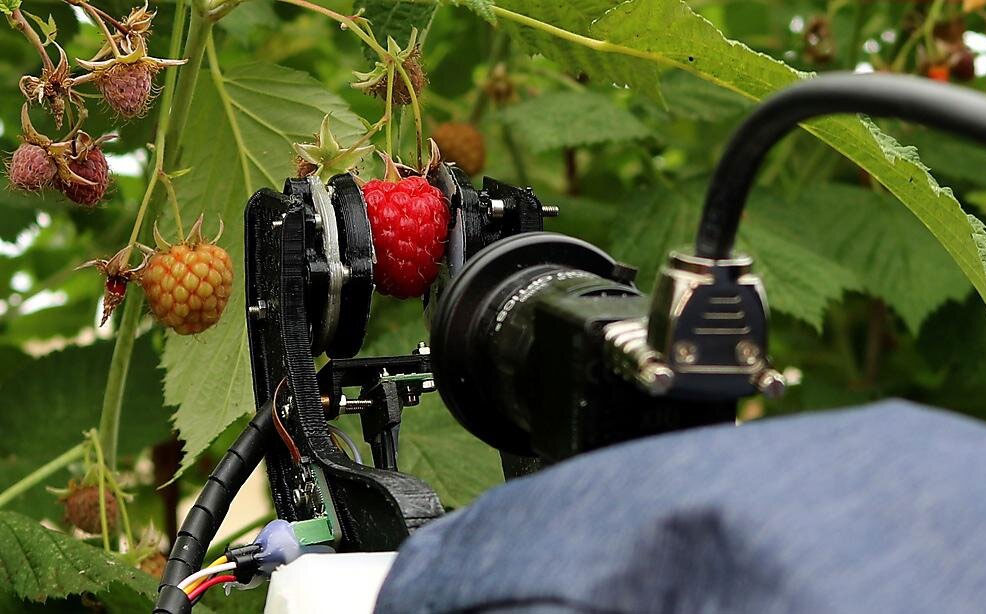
[697,73,986,259]
[153,404,274,614]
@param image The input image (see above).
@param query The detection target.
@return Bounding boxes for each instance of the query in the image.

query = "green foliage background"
[1,0,986,609]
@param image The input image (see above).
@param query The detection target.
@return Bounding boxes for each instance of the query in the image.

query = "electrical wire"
[271,377,303,463]
[328,424,364,465]
[697,73,986,259]
[177,561,237,591]
[187,574,236,603]
[181,556,227,594]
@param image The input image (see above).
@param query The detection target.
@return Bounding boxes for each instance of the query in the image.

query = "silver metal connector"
[602,318,674,396]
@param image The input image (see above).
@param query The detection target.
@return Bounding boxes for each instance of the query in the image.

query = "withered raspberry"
[367,47,427,106]
[432,122,486,176]
[58,147,109,206]
[8,143,56,191]
[61,483,119,535]
[98,62,155,118]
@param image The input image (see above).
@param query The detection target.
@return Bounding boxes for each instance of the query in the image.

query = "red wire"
[187,574,236,602]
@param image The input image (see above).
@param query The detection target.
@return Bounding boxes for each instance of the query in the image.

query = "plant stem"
[88,431,112,552]
[385,63,395,157]
[97,294,142,471]
[9,9,54,72]
[165,2,212,168]
[0,442,86,509]
[159,171,186,238]
[275,0,388,57]
[82,3,123,57]
[395,61,424,168]
[97,0,206,472]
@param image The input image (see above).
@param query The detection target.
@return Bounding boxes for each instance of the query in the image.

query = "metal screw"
[338,394,374,414]
[735,340,761,366]
[248,300,268,320]
[489,198,507,218]
[754,369,787,399]
[541,205,560,217]
[639,362,675,395]
[673,341,698,365]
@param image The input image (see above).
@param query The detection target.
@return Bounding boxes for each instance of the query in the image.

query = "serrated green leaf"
[359,0,438,58]
[496,0,986,312]
[611,180,856,329]
[0,510,155,606]
[498,91,648,153]
[0,0,21,17]
[162,63,364,478]
[443,0,495,24]
[762,184,970,333]
[22,11,56,45]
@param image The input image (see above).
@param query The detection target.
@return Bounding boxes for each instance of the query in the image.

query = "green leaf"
[22,11,56,45]
[611,180,856,329]
[0,338,169,518]
[497,91,648,153]
[763,184,970,333]
[659,70,750,122]
[442,0,495,24]
[0,337,169,466]
[358,0,438,57]
[495,0,986,311]
[162,63,364,477]
[0,510,156,607]
[0,0,21,17]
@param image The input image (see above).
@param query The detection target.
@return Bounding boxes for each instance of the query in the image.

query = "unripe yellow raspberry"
[140,217,233,335]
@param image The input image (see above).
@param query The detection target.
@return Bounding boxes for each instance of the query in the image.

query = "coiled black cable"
[153,404,273,614]
[697,73,986,260]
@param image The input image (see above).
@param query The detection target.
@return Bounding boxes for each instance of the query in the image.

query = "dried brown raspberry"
[61,483,118,535]
[139,551,167,579]
[7,143,57,191]
[58,147,109,206]
[296,155,319,178]
[369,46,427,106]
[98,62,156,118]
[432,122,486,176]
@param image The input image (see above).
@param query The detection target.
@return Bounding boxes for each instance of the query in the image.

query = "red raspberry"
[59,147,109,206]
[98,62,155,118]
[7,143,56,191]
[363,176,450,298]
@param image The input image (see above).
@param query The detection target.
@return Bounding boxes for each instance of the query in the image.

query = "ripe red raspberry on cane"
[363,174,450,299]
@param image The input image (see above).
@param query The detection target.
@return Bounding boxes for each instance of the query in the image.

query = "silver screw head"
[673,341,698,365]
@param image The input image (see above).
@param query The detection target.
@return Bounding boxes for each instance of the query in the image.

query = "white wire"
[177,561,237,591]
[328,424,364,465]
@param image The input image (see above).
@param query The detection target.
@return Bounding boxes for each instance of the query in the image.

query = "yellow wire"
[183,556,228,594]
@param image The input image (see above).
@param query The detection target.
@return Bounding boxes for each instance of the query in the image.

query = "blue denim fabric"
[375,401,986,613]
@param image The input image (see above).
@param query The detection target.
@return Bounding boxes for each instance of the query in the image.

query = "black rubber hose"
[153,404,274,614]
[697,73,986,259]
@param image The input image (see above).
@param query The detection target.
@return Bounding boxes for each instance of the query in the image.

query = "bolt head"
[673,341,698,365]
[735,340,761,366]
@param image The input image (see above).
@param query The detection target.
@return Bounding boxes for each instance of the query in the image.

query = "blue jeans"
[376,401,986,613]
